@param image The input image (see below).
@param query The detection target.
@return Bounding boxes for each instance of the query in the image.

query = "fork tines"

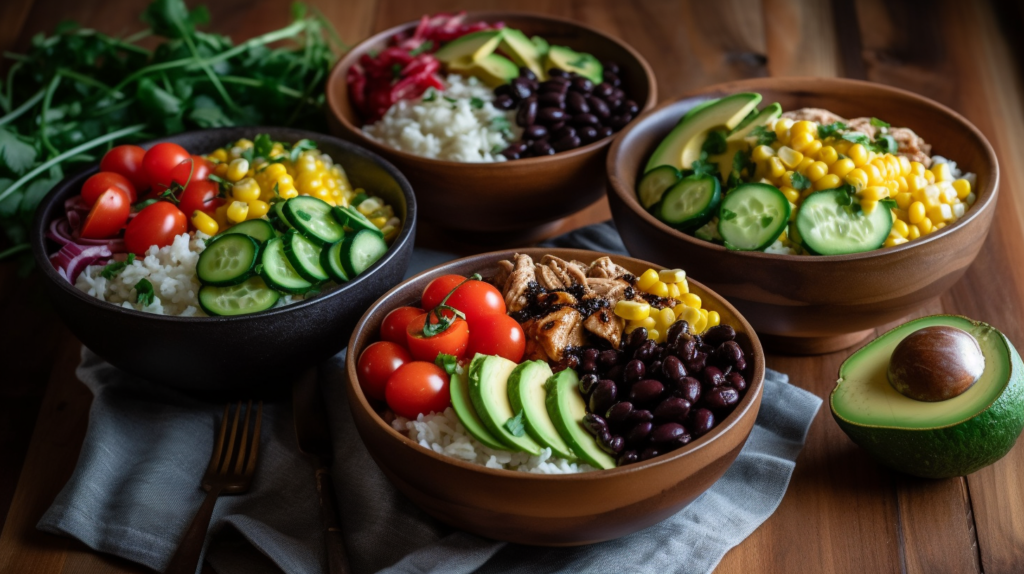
[206,401,263,485]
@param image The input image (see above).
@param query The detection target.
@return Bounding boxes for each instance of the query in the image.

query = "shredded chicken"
[583,307,624,348]
[585,277,636,307]
[535,264,563,290]
[503,254,535,313]
[542,255,589,289]
[492,260,514,291]
[587,256,630,279]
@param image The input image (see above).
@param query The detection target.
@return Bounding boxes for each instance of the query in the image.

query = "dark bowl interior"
[31,127,417,392]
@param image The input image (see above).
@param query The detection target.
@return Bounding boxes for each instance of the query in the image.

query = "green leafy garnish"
[135,278,155,306]
[419,274,481,338]
[434,353,458,375]
[690,151,717,178]
[721,208,737,221]
[100,253,136,279]
[423,88,437,102]
[880,198,899,210]
[701,130,728,156]
[727,149,751,189]
[470,97,485,110]
[817,122,848,139]
[288,139,318,163]
[408,40,433,57]
[790,172,811,191]
[841,132,872,146]
[253,133,275,159]
[504,411,526,437]
[443,96,457,104]
[391,63,403,79]
[870,117,891,128]
[750,125,776,146]
[875,134,898,154]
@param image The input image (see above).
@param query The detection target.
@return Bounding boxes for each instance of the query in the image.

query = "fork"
[166,401,263,574]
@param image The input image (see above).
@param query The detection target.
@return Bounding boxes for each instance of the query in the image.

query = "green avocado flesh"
[450,371,508,451]
[469,354,542,455]
[508,361,576,460]
[645,92,761,173]
[831,315,1024,478]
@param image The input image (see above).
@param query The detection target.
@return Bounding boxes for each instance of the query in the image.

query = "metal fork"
[166,401,263,574]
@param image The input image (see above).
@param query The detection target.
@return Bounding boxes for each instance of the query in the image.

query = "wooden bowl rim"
[326,11,658,169]
[345,247,766,481]
[606,76,1001,263]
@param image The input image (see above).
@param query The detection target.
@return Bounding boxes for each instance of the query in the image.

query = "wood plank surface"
[2,0,1024,573]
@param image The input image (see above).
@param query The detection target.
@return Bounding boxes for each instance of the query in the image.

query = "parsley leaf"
[880,197,899,210]
[750,125,776,146]
[841,132,872,146]
[790,172,811,191]
[470,97,485,109]
[0,128,38,175]
[434,354,458,375]
[701,130,728,156]
[443,96,457,104]
[135,278,155,306]
[875,134,898,154]
[491,117,512,132]
[817,122,848,139]
[100,253,135,279]
[727,149,751,189]
[391,63,402,79]
[253,133,274,159]
[503,411,526,437]
[288,139,317,163]
[870,117,891,128]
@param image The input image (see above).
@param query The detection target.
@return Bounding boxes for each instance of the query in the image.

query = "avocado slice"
[434,29,505,64]
[531,35,550,58]
[831,315,1024,479]
[450,370,510,451]
[448,53,519,88]
[469,354,542,455]
[499,28,547,80]
[727,102,783,142]
[545,45,603,85]
[645,92,762,173]
[507,361,576,460]
[545,369,616,469]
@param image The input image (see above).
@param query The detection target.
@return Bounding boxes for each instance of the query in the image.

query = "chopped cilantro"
[491,117,512,132]
[691,154,718,178]
[875,134,898,154]
[750,125,777,146]
[880,197,899,210]
[841,132,872,146]
[870,117,891,128]
[727,149,751,189]
[701,130,728,156]
[817,121,848,139]
[504,411,526,437]
[253,134,275,160]
[470,97,485,109]
[100,253,135,279]
[443,96,457,104]
[288,139,317,163]
[790,171,811,191]
[422,88,437,102]
[135,278,155,307]
[391,63,402,79]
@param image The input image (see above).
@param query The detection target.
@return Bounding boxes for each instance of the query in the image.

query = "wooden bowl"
[344,248,764,545]
[31,127,417,392]
[607,77,999,355]
[326,12,656,233]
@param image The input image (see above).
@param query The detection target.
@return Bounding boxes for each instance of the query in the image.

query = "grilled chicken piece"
[585,277,636,307]
[535,264,564,290]
[537,291,577,309]
[532,307,583,362]
[503,254,535,313]
[520,320,552,362]
[587,256,630,279]
[542,255,589,288]
[491,260,514,291]
[583,307,624,348]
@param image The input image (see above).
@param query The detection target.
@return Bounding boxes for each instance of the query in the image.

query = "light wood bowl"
[606,77,999,355]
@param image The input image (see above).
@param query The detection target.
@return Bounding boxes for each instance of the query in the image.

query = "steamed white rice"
[363,74,519,162]
[392,407,596,474]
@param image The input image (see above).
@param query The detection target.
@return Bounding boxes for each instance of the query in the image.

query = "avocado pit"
[887,325,985,402]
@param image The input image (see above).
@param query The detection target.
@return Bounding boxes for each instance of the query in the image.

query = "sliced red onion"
[51,242,112,284]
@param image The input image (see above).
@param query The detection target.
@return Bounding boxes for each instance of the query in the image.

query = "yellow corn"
[768,157,786,178]
[232,178,261,202]
[953,178,971,200]
[707,310,721,329]
[781,186,800,203]
[666,282,681,299]
[191,211,218,235]
[848,143,869,166]
[919,217,934,234]
[860,185,889,202]
[778,146,804,169]
[227,201,249,223]
[637,268,659,290]
[830,158,855,178]
[227,158,249,182]
[907,224,921,240]
[802,139,823,158]
[846,168,868,190]
[615,300,650,321]
[789,131,815,152]
[648,281,669,298]
[892,219,909,238]
[693,310,709,334]
[659,269,686,283]
[680,292,702,310]
[814,174,842,191]
[677,305,702,329]
[932,162,953,182]
[895,192,913,209]
[884,235,908,248]
[247,200,270,219]
[648,329,661,343]
[818,146,838,165]
[752,145,775,162]
[209,148,228,163]
[908,201,926,224]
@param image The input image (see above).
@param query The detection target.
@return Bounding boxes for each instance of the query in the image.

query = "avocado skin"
[832,322,1024,479]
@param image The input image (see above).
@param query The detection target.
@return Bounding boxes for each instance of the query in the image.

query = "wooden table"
[2,0,1024,572]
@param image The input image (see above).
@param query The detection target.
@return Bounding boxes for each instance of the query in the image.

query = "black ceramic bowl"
[31,127,416,392]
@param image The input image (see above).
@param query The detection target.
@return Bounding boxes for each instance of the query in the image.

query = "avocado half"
[831,315,1024,479]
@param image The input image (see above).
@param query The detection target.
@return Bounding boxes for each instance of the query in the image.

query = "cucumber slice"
[796,189,893,255]
[659,175,721,230]
[283,196,345,245]
[638,165,682,209]
[333,205,384,236]
[717,183,790,251]
[320,240,350,283]
[199,276,280,316]
[270,201,295,232]
[261,237,313,293]
[283,231,329,282]
[218,219,278,244]
[340,229,389,277]
[196,234,259,287]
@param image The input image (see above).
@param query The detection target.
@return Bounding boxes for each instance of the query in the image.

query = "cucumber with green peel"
[638,165,682,209]
[659,175,721,230]
[319,240,350,283]
[196,234,259,286]
[339,229,389,277]
[283,230,329,282]
[217,219,278,244]
[283,196,345,245]
[270,201,295,232]
[199,276,280,316]
[333,205,384,236]
[796,189,893,255]
[717,183,790,251]
[260,236,313,293]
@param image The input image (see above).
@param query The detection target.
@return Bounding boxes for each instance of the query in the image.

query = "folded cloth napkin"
[39,222,823,574]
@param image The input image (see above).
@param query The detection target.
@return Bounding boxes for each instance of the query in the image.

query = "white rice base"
[392,407,597,474]
[363,74,520,163]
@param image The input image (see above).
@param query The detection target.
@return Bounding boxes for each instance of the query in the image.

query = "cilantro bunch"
[0,0,344,264]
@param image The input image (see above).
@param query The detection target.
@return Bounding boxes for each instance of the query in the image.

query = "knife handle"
[316,467,351,574]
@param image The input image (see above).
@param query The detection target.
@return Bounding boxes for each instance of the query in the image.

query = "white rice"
[75,232,296,316]
[392,407,597,474]
[363,74,520,162]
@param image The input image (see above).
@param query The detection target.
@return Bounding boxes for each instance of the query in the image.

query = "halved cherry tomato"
[381,306,425,345]
[124,201,188,255]
[143,143,190,192]
[446,279,506,324]
[466,314,526,363]
[406,312,469,362]
[178,180,223,222]
[358,341,412,401]
[100,145,148,191]
[421,274,465,310]
[168,156,213,187]
[81,172,136,205]
[80,189,130,239]
[385,361,451,419]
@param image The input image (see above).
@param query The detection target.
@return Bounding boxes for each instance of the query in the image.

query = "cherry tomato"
[358,341,412,401]
[466,314,526,363]
[168,156,213,187]
[406,312,469,362]
[446,280,507,324]
[81,172,136,205]
[178,180,223,222]
[421,274,465,310]
[142,143,190,192]
[380,306,425,345]
[80,189,130,239]
[385,361,451,419]
[124,201,188,255]
[100,145,148,191]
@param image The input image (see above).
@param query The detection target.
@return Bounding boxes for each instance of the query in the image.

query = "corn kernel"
[680,292,702,310]
[864,163,884,186]
[966,192,977,206]
[953,203,966,219]
[637,268,659,290]
[909,161,925,177]
[861,199,878,214]
[191,210,218,235]
[919,217,934,234]
[227,158,249,182]
[656,307,676,330]
[752,145,775,162]
[830,158,855,178]
[666,282,680,299]
[693,312,708,334]
[892,219,909,238]
[781,186,800,203]
[209,149,228,163]
[774,118,794,140]
[812,174,841,191]
[707,310,721,328]
[370,216,388,228]
[789,131,815,152]
[778,146,804,169]
[768,157,786,178]
[936,222,947,230]
[895,192,913,210]
[648,281,669,298]
[227,201,249,223]
[818,146,838,165]
[884,236,909,248]
[907,224,921,240]
[640,316,657,330]
[898,155,911,176]
[262,163,287,179]
[805,161,829,182]
[231,178,261,202]
[214,204,229,228]
[860,185,889,201]
[615,300,650,321]
[932,162,953,182]
[848,144,869,167]
[924,169,935,183]
[247,199,270,219]
[797,157,815,172]
[833,140,851,155]
[896,176,909,193]
[846,168,868,190]
[939,186,958,204]
[802,139,823,158]
[791,120,817,137]
[678,279,689,294]
[678,305,701,328]
[278,186,298,200]
[358,197,384,215]
[648,329,661,342]
[953,179,971,200]
[928,203,953,223]
[655,269,683,283]
[907,201,926,223]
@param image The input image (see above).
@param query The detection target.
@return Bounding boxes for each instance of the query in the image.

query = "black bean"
[509,142,528,154]
[610,87,626,101]
[520,125,544,141]
[702,324,734,346]
[599,126,615,139]
[661,355,687,383]
[654,397,691,423]
[727,371,748,392]
[565,91,589,115]
[548,68,570,78]
[639,447,661,461]
[538,91,565,109]
[582,413,607,436]
[539,80,569,95]
[618,99,640,116]
[650,423,686,444]
[605,99,622,114]
[516,96,537,127]
[689,408,715,436]
[578,126,600,145]
[552,134,581,152]
[704,387,740,411]
[519,66,538,81]
[633,339,658,362]
[647,360,662,379]
[605,364,624,383]
[714,340,745,367]
[589,380,618,414]
[598,349,621,368]
[603,61,621,74]
[602,71,621,87]
[572,113,600,127]
[552,125,576,141]
[586,96,610,120]
[608,114,633,131]
[734,355,748,373]
[626,421,652,444]
[625,328,649,350]
[593,83,614,99]
[578,373,599,396]
[668,428,692,450]
[495,83,515,99]
[665,321,689,345]
[584,348,599,361]
[624,359,645,383]
[703,366,725,389]
[546,121,566,133]
[606,401,634,423]
[500,148,519,160]
[598,429,611,445]
[618,450,639,466]
[579,357,598,374]
[676,376,702,404]
[626,409,654,424]
[629,379,665,406]
[600,435,625,455]
[493,95,516,110]
[685,352,707,374]
[570,77,594,94]
[511,77,534,100]
[537,107,568,126]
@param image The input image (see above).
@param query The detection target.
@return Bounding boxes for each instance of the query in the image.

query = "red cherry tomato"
[421,274,465,310]
[466,314,526,363]
[446,280,507,324]
[142,143,190,192]
[385,361,451,419]
[358,341,412,401]
[168,156,213,187]
[100,145,148,191]
[80,189,130,239]
[381,306,425,345]
[81,172,136,205]
[406,312,469,362]
[178,180,223,222]
[124,201,188,255]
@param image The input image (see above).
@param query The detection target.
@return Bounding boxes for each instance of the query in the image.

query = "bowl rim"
[345,247,766,481]
[29,126,418,323]
[326,10,658,169]
[606,76,1001,263]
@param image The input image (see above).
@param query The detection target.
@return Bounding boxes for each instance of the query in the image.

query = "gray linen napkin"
[38,222,823,574]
